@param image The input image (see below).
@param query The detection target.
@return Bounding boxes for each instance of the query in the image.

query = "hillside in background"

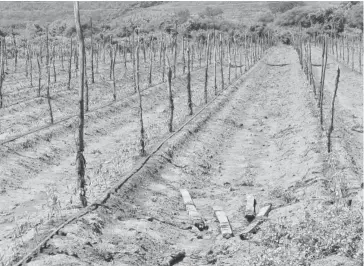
[0,1,340,33]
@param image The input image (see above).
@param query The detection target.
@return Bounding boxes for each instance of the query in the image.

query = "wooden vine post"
[182,36,186,74]
[173,21,178,79]
[319,36,328,127]
[68,37,72,89]
[162,41,166,82]
[37,54,41,96]
[214,31,217,95]
[25,40,29,77]
[74,1,87,207]
[204,33,210,104]
[84,50,89,111]
[109,36,113,80]
[227,38,231,83]
[167,57,174,132]
[52,44,56,83]
[29,44,33,87]
[219,33,224,91]
[0,37,4,108]
[90,17,94,84]
[12,30,18,72]
[45,26,54,124]
[327,66,340,153]
[149,37,153,86]
[186,47,193,116]
[112,43,117,101]
[135,42,146,156]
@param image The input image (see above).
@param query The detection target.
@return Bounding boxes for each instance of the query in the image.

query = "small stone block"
[245,194,256,219]
[180,189,194,206]
[213,207,233,238]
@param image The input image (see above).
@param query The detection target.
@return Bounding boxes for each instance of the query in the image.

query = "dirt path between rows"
[11,45,363,266]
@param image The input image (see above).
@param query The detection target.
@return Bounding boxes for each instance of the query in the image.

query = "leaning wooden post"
[186,47,193,115]
[327,66,340,153]
[74,1,87,207]
[204,33,210,104]
[135,44,146,156]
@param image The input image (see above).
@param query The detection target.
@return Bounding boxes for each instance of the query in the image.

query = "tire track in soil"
[23,45,333,265]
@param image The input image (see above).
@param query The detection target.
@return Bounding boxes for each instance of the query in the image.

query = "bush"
[258,12,274,24]
[275,6,315,27]
[198,6,223,19]
[277,30,293,45]
[268,1,305,15]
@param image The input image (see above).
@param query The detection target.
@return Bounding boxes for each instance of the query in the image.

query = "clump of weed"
[269,185,298,203]
[248,204,363,265]
[22,139,34,149]
[240,175,255,186]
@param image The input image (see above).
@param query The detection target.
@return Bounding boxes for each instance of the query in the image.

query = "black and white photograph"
[0,1,362,265]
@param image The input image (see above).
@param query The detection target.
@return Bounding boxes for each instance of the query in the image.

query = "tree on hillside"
[268,1,305,16]
[346,2,363,30]
[176,8,191,24]
[199,6,224,19]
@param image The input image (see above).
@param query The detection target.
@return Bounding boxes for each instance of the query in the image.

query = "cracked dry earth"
[25,45,361,266]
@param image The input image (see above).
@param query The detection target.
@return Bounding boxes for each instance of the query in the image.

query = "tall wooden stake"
[45,26,54,124]
[74,1,87,207]
[135,44,146,156]
[327,67,340,153]
[187,47,193,115]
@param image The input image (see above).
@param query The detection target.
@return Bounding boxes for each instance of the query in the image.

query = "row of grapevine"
[0,3,275,207]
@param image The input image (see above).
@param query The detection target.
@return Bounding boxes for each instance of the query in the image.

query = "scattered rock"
[161,250,186,266]
[191,226,203,239]
[205,250,217,264]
